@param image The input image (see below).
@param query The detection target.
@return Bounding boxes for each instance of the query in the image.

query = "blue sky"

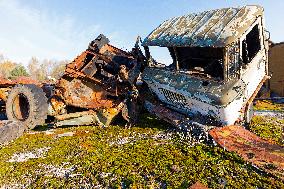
[0,0,283,65]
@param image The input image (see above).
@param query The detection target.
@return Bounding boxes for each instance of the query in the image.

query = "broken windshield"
[175,47,224,79]
[146,46,173,66]
[147,46,224,80]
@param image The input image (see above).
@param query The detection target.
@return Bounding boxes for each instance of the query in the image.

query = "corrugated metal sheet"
[142,5,263,47]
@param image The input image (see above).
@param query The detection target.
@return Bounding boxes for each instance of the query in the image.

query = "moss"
[254,100,284,111]
[0,114,283,188]
[249,116,283,145]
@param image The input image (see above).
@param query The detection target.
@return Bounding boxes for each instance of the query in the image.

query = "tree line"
[0,54,69,81]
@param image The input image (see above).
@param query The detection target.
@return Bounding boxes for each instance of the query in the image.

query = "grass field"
[0,113,283,188]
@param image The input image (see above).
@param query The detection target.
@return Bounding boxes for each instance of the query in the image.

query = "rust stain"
[209,125,284,180]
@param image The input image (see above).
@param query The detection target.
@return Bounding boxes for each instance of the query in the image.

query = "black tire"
[0,120,24,145]
[6,84,48,130]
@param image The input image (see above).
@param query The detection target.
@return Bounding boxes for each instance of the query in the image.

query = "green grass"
[0,114,283,188]
[248,115,284,145]
[254,100,284,111]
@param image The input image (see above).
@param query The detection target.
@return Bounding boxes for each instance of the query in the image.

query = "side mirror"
[264,29,270,41]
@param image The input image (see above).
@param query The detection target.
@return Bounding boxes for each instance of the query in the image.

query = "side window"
[242,24,261,64]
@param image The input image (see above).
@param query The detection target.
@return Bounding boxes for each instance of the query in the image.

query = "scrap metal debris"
[0,34,145,130]
[144,100,215,145]
[210,125,284,180]
[49,34,144,127]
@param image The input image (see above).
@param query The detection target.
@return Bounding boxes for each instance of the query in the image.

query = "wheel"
[6,84,48,130]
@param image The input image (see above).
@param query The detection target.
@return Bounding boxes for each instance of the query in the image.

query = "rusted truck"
[141,5,269,126]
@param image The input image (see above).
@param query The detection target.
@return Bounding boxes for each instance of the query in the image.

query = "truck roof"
[142,5,263,48]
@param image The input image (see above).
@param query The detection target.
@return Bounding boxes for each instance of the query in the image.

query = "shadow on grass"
[33,124,53,132]
[33,111,173,132]
[112,112,172,131]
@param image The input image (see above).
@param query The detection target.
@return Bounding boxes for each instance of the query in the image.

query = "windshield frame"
[144,45,226,81]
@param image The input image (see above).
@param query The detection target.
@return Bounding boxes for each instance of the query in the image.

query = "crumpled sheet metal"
[56,77,114,109]
[142,5,263,47]
[209,125,284,180]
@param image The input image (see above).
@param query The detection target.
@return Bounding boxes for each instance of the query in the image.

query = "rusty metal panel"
[56,77,115,109]
[13,76,40,85]
[142,5,263,47]
[81,56,98,77]
[209,125,284,180]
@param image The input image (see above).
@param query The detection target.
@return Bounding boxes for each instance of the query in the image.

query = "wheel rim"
[12,93,30,121]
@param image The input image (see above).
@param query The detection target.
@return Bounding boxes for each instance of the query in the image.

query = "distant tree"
[27,57,68,81]
[50,60,68,79]
[9,65,29,79]
[0,60,17,78]
[28,57,40,80]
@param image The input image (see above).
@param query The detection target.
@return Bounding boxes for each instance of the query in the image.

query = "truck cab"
[142,5,269,125]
